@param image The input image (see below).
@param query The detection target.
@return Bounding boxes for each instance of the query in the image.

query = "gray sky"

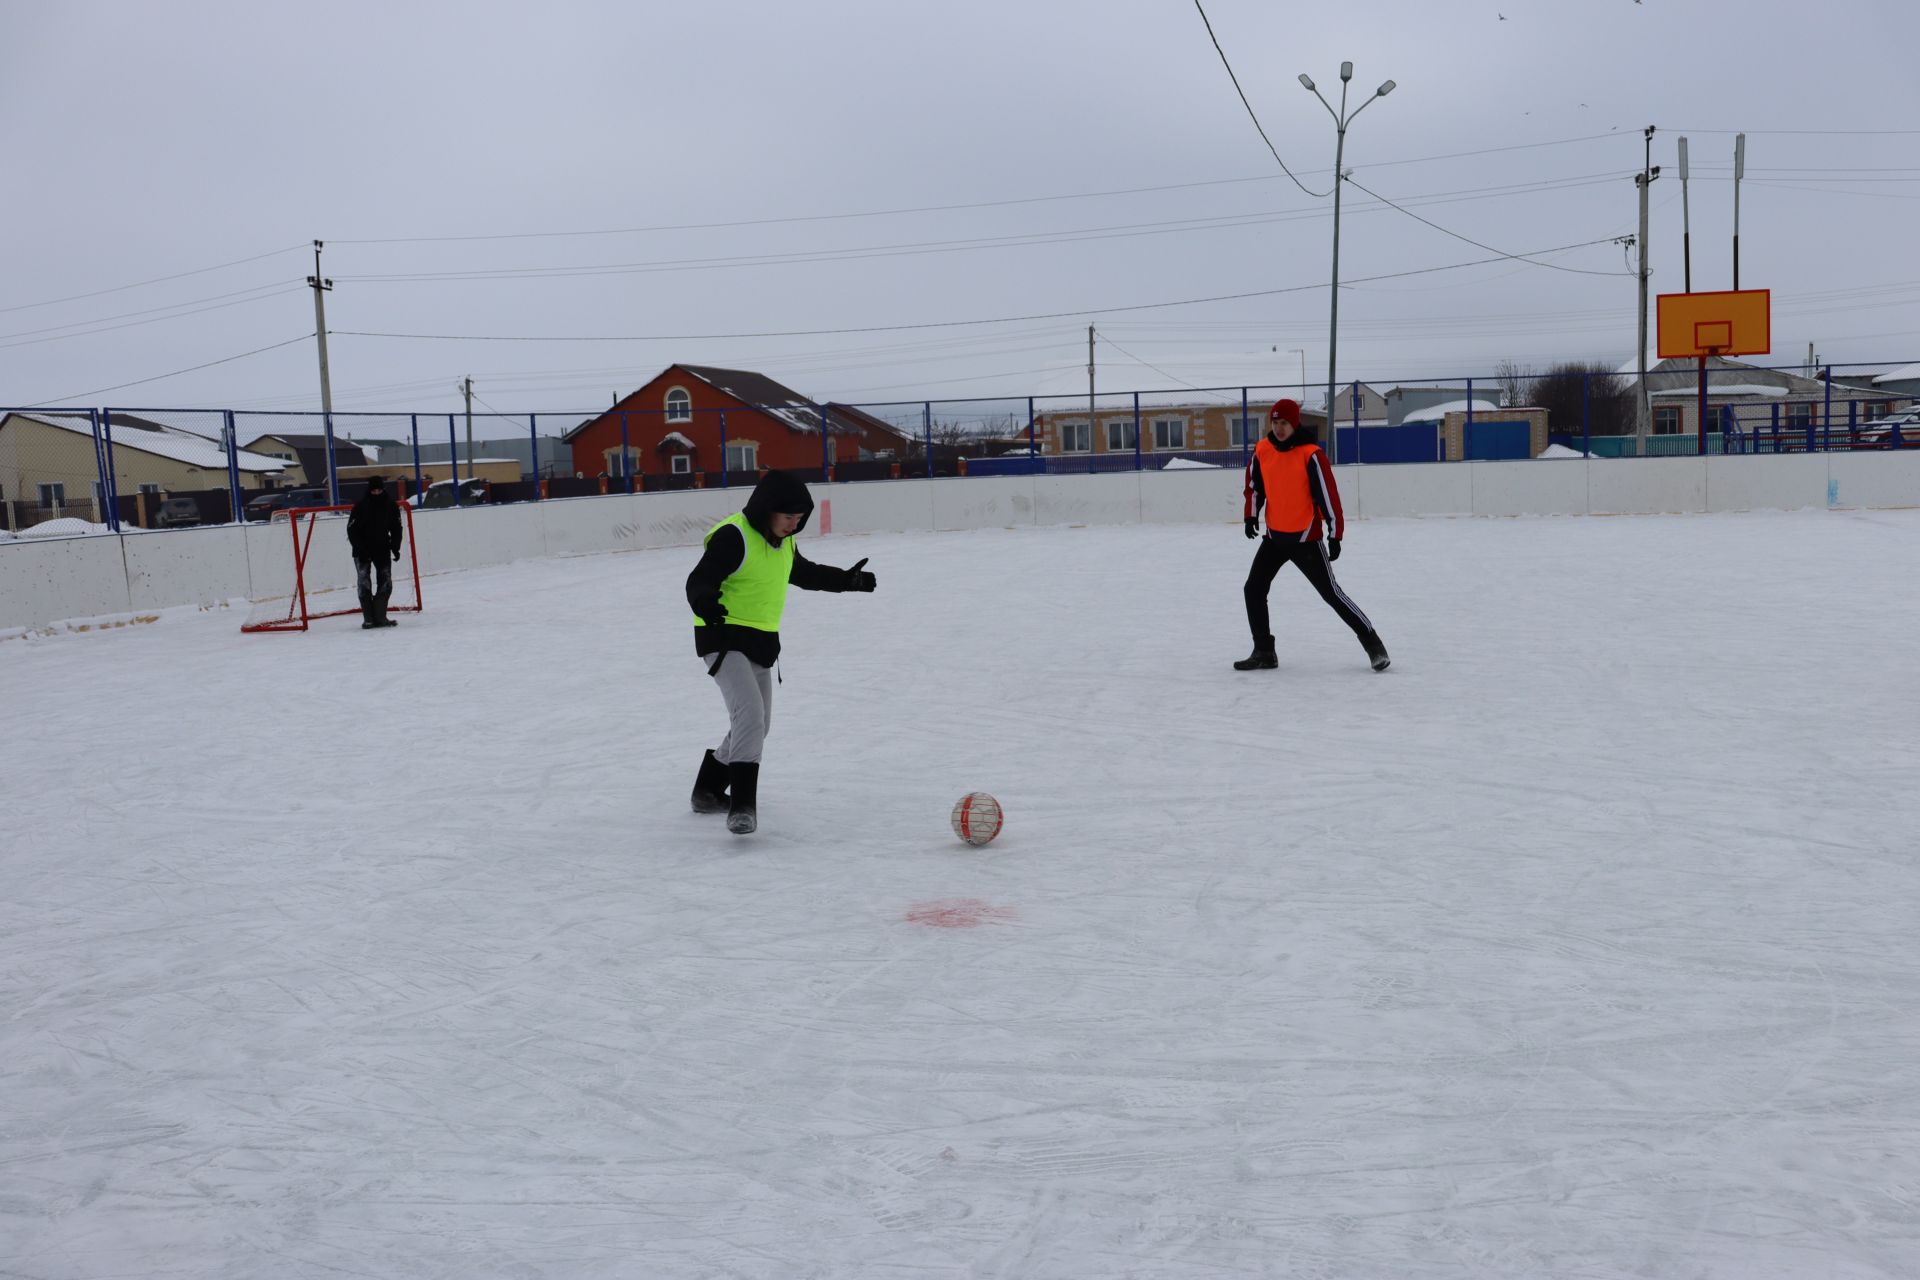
[3,0,1917,423]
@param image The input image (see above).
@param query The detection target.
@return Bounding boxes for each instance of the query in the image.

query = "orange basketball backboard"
[1657,289,1770,358]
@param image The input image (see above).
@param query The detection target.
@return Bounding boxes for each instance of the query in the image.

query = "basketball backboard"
[1657,289,1771,359]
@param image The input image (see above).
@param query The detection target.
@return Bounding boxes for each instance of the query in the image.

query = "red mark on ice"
[905,899,1017,929]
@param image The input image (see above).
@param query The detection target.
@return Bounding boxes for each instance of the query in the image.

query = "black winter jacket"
[347,490,403,561]
[685,470,863,666]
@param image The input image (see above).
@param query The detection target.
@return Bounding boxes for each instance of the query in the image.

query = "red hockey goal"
[242,504,423,632]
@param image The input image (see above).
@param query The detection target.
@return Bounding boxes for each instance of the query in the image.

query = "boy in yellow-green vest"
[684,470,876,834]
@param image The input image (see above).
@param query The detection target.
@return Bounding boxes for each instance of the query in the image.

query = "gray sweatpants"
[704,652,774,764]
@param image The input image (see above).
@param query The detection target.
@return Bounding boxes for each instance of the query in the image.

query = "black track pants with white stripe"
[1243,534,1373,645]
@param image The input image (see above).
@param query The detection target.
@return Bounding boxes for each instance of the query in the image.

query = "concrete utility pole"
[1087,325,1095,450]
[1634,127,1661,445]
[463,376,474,482]
[1733,132,1746,290]
[307,241,339,503]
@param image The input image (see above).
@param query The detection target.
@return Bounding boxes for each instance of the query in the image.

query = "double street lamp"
[1300,62,1395,433]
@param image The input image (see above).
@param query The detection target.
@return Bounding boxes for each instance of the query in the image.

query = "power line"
[333,173,1627,286]
[1191,0,1330,199]
[1343,176,1632,278]
[38,333,315,404]
[0,283,304,347]
[329,238,1627,345]
[1097,332,1210,393]
[0,244,308,317]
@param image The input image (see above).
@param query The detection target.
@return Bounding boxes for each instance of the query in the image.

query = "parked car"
[411,478,491,509]
[1858,406,1920,448]
[244,488,330,522]
[155,497,202,528]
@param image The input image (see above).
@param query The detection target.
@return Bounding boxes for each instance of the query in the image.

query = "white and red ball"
[950,793,1004,847]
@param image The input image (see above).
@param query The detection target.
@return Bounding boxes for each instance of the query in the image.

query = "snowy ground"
[4,509,1919,1279]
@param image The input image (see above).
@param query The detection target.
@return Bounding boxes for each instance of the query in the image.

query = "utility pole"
[462,376,474,483]
[1733,133,1746,290]
[1678,136,1691,293]
[1634,126,1660,445]
[1087,325,1095,453]
[307,241,339,503]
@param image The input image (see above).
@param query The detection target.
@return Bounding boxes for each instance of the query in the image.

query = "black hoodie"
[684,470,860,665]
[347,484,402,560]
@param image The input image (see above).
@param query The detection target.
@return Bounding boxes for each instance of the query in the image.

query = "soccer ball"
[950,793,1004,846]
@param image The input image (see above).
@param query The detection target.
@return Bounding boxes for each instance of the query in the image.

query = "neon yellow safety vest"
[697,512,794,633]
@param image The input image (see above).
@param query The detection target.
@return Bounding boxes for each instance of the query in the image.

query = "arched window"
[665,388,692,422]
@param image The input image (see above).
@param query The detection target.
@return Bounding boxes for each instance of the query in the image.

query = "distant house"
[564,365,879,482]
[1630,357,1896,439]
[1872,361,1920,399]
[239,433,370,487]
[0,412,286,530]
[1027,397,1329,460]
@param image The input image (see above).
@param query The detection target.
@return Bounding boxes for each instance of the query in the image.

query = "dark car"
[411,478,491,509]
[244,489,330,522]
[155,497,202,528]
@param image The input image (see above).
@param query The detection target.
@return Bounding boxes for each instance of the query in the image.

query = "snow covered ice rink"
[4,506,1920,1279]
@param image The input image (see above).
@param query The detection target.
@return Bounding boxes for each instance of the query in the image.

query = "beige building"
[0,412,286,530]
[1028,399,1330,460]
[337,459,522,488]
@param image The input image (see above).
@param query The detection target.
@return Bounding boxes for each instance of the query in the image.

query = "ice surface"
[4,510,1919,1278]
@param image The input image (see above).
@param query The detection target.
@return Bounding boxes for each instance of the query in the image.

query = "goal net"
[242,504,422,632]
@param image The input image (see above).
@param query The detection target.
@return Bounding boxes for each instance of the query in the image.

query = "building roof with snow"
[11,413,288,473]
[1398,399,1503,424]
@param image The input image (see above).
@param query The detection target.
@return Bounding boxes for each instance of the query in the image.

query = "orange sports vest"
[1255,437,1322,532]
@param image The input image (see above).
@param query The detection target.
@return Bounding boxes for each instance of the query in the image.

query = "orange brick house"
[563,365,912,482]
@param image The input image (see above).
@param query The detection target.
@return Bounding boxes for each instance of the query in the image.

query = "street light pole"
[1286,347,1307,395]
[1301,64,1395,435]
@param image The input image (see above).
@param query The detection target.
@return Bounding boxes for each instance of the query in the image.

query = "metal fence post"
[924,402,932,479]
[1027,396,1036,466]
[530,414,541,499]
[448,414,461,506]
[821,404,832,482]
[1132,392,1142,471]
[718,409,728,489]
[88,409,117,531]
[410,414,423,499]
[1581,373,1591,458]
[1240,388,1250,469]
[223,410,243,524]
[1822,366,1833,452]
[101,408,122,530]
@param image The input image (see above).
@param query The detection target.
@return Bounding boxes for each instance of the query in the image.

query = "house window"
[665,388,692,423]
[1057,421,1090,453]
[725,442,757,473]
[1229,415,1259,446]
[1787,403,1815,429]
[1105,420,1137,451]
[1861,403,1890,422]
[670,454,692,474]
[38,483,65,510]
[139,483,161,497]
[605,449,638,477]
[1653,406,1682,435]
[1152,418,1185,450]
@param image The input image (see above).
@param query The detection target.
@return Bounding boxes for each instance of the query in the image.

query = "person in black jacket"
[684,470,876,834]
[346,477,404,629]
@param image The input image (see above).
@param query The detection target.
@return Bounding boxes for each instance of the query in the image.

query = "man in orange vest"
[1236,398,1389,672]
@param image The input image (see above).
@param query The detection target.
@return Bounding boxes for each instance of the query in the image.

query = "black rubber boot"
[359,591,377,630]
[374,584,397,627]
[1233,637,1278,670]
[1361,630,1390,672]
[691,750,729,814]
[725,761,760,835]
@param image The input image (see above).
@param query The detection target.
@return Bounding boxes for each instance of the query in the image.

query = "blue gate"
[1460,419,1531,461]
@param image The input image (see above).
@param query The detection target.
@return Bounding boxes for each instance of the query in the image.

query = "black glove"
[1326,537,1341,562]
[1244,517,1258,540]
[692,592,726,627]
[391,548,401,562]
[843,557,876,592]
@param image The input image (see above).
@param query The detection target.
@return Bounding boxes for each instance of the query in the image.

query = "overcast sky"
[3,0,1916,425]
